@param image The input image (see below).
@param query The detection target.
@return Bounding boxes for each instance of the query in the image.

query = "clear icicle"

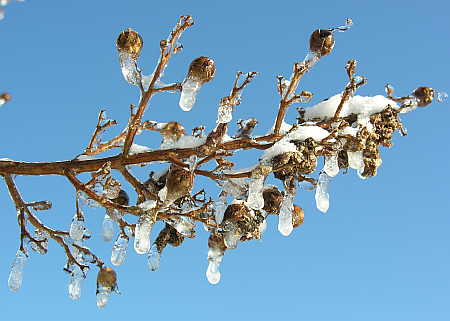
[213,194,227,225]
[347,151,364,172]
[179,78,201,111]
[118,51,140,86]
[165,216,195,238]
[278,192,295,236]
[315,172,330,213]
[206,247,223,285]
[133,216,154,254]
[147,243,161,272]
[96,285,111,308]
[8,249,27,292]
[324,155,339,177]
[68,266,84,300]
[111,235,129,266]
[246,176,265,210]
[69,216,85,241]
[102,213,115,242]
[224,228,240,249]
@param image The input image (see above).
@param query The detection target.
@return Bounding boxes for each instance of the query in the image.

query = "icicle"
[96,285,111,308]
[30,229,48,255]
[214,193,228,224]
[118,51,140,86]
[224,228,240,249]
[315,172,330,213]
[8,249,27,292]
[111,234,129,266]
[347,151,364,172]
[134,215,154,254]
[68,265,84,300]
[278,191,295,236]
[165,216,195,238]
[102,212,115,242]
[179,78,201,111]
[324,155,339,177]
[147,243,161,272]
[246,176,265,210]
[69,215,85,241]
[206,247,223,285]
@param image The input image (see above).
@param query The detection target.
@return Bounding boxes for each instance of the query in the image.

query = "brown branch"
[118,165,158,203]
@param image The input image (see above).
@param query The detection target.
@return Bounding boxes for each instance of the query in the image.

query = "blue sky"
[0,1,449,320]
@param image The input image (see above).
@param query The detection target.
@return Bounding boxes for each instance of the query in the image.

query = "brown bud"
[262,187,283,214]
[187,56,216,84]
[116,28,143,59]
[413,86,434,107]
[97,267,117,291]
[309,29,334,57]
[0,93,11,102]
[160,122,185,142]
[163,165,193,203]
[292,205,304,228]
[111,189,129,206]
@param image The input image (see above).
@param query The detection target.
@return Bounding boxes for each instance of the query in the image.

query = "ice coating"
[68,266,84,300]
[111,235,128,266]
[246,176,265,210]
[160,135,206,150]
[69,216,85,241]
[147,243,161,271]
[278,191,295,236]
[217,104,233,124]
[324,155,339,177]
[214,193,228,224]
[8,249,27,292]
[133,216,154,254]
[102,213,115,242]
[304,94,399,120]
[96,286,111,308]
[315,172,330,213]
[347,151,364,172]
[224,228,240,249]
[118,52,140,86]
[179,78,201,111]
[206,247,224,285]
[129,143,152,155]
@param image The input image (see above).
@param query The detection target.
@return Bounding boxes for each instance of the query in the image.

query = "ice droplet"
[147,244,161,271]
[246,176,265,210]
[324,155,339,177]
[111,235,128,266]
[68,266,84,300]
[96,286,111,308]
[69,216,85,241]
[118,52,140,86]
[102,213,115,242]
[8,249,27,292]
[315,172,330,213]
[206,261,221,285]
[278,192,295,236]
[179,78,201,111]
[133,216,154,254]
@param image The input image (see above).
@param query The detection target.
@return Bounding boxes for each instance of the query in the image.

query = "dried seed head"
[96,267,117,291]
[160,121,185,142]
[413,86,434,107]
[155,224,184,253]
[223,203,250,223]
[208,233,226,251]
[111,189,129,206]
[0,92,11,102]
[262,187,283,214]
[164,166,193,202]
[187,56,216,84]
[309,29,335,57]
[116,28,143,59]
[292,205,304,228]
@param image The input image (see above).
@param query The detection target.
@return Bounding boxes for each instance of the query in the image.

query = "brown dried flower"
[96,267,117,291]
[292,205,304,228]
[309,29,334,57]
[160,122,185,142]
[116,28,143,59]
[187,56,216,84]
[262,187,283,214]
[413,86,434,107]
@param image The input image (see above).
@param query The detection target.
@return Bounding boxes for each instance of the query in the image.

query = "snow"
[304,94,399,120]
[129,143,152,155]
[160,135,206,150]
[138,200,157,211]
[267,120,293,135]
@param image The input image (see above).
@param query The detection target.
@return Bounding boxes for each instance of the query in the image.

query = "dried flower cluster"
[0,15,446,308]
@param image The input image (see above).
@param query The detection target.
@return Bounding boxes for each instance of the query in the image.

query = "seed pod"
[116,28,143,59]
[309,29,335,57]
[111,189,129,206]
[262,187,283,214]
[413,86,434,107]
[161,165,193,203]
[223,203,250,223]
[96,267,117,291]
[292,205,304,228]
[186,56,216,84]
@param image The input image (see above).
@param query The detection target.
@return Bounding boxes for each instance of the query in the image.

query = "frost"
[304,94,399,120]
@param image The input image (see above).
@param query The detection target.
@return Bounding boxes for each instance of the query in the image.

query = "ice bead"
[315,172,330,213]
[8,249,27,292]
[102,213,115,242]
[206,261,221,285]
[179,78,201,111]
